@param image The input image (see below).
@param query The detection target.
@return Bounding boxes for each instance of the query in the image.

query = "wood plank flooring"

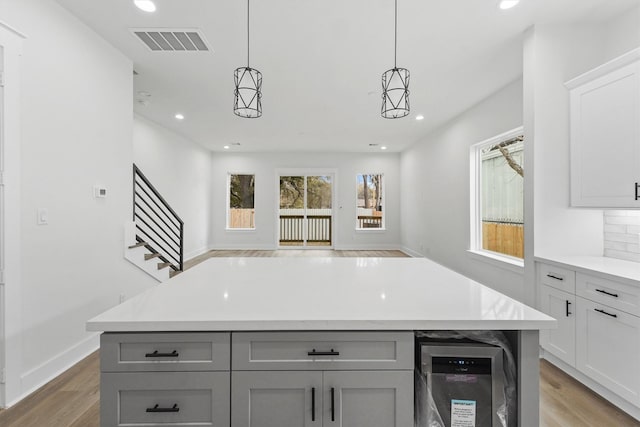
[1,250,639,426]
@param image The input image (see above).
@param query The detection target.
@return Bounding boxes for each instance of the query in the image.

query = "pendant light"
[234,0,262,118]
[381,0,410,119]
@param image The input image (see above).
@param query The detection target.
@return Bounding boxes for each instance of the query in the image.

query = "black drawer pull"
[566,300,572,317]
[636,182,639,200]
[311,387,316,421]
[145,350,179,358]
[595,308,618,318]
[595,289,619,298]
[546,274,564,281]
[308,349,340,356]
[146,404,179,413]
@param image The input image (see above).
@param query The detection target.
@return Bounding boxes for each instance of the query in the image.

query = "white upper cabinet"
[567,49,640,208]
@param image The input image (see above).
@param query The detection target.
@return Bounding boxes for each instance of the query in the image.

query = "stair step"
[169,270,182,278]
[128,241,148,249]
[157,262,172,270]
[144,253,162,261]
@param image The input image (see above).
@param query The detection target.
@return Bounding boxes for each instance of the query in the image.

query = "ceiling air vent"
[131,28,210,52]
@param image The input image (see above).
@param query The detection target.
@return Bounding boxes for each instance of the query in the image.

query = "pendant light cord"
[247,0,250,68]
[394,0,397,68]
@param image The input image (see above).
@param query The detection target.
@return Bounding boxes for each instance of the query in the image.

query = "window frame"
[226,172,256,231]
[355,173,386,231]
[469,127,524,269]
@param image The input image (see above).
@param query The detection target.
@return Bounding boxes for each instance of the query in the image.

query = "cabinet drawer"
[101,332,230,372]
[538,263,576,293]
[232,331,414,370]
[576,273,640,316]
[101,371,230,427]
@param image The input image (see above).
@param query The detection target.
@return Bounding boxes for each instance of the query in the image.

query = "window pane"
[356,174,383,229]
[279,176,304,209]
[229,174,255,229]
[306,176,332,209]
[480,138,524,258]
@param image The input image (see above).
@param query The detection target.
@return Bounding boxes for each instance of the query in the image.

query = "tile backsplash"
[603,211,640,262]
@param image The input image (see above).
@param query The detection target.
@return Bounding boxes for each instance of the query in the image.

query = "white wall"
[210,152,401,250]
[604,5,640,61]
[133,115,212,259]
[400,79,525,301]
[0,0,155,406]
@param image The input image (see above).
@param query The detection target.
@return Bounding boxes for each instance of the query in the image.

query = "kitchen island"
[88,257,554,427]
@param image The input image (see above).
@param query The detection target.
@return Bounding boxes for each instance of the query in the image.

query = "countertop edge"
[534,255,640,286]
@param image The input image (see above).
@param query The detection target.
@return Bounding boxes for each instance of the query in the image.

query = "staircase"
[124,164,184,282]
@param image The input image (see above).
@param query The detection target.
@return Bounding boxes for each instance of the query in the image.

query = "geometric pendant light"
[381,0,410,119]
[234,0,262,118]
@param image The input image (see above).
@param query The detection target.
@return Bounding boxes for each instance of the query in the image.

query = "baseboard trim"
[185,246,209,260]
[399,246,423,258]
[541,350,640,421]
[10,333,99,408]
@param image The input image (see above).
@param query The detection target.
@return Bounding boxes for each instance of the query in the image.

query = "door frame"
[275,168,337,249]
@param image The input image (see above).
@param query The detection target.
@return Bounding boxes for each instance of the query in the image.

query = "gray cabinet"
[100,332,231,427]
[231,331,414,427]
[232,370,413,427]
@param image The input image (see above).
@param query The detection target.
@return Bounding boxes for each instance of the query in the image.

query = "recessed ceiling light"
[416,115,424,121]
[381,146,388,150]
[134,0,156,13]
[499,0,520,10]
[175,113,185,120]
[223,145,230,150]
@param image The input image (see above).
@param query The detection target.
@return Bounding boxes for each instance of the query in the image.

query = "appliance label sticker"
[451,399,476,427]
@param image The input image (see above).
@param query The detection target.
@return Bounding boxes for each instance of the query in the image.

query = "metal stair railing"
[133,164,184,272]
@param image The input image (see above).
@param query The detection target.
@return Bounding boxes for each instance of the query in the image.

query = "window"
[227,174,255,229]
[356,174,384,229]
[470,128,524,261]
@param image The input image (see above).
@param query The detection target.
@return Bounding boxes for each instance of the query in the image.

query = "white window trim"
[226,172,256,231]
[355,172,386,231]
[469,127,524,268]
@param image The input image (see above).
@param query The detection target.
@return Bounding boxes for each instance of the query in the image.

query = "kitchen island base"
[99,329,539,427]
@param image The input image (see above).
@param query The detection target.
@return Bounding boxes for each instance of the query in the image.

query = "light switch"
[37,208,49,225]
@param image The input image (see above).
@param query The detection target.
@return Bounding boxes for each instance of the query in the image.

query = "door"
[539,285,576,367]
[232,371,323,427]
[322,371,414,427]
[576,296,640,404]
[279,175,333,248]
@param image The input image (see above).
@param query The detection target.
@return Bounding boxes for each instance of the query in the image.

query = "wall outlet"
[119,293,126,304]
[37,208,49,225]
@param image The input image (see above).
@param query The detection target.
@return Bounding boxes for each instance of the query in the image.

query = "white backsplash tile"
[604,211,640,263]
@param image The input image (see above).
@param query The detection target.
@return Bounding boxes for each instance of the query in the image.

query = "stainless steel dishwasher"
[418,341,507,427]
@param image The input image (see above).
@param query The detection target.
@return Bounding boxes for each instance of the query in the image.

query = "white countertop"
[87,257,554,332]
[535,254,640,285]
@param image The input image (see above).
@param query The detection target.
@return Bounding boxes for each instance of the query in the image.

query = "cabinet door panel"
[232,371,322,427]
[539,285,576,366]
[322,371,413,427]
[570,60,640,207]
[576,296,640,404]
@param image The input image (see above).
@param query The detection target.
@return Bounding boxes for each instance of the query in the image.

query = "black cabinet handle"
[146,403,179,413]
[566,300,572,317]
[595,308,618,318]
[635,182,639,200]
[546,274,564,281]
[331,387,335,422]
[308,349,340,356]
[595,289,619,298]
[145,350,179,358]
[311,387,316,421]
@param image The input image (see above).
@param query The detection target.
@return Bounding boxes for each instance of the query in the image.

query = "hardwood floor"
[1,353,637,426]
[1,250,638,426]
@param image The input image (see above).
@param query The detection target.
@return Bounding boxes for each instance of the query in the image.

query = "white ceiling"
[55,0,637,152]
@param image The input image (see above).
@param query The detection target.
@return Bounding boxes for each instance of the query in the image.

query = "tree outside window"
[356,174,384,229]
[228,174,255,229]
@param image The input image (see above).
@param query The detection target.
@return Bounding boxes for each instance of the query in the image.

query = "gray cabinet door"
[322,371,414,427]
[232,371,323,427]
